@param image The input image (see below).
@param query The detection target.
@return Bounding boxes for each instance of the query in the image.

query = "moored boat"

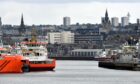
[20,41,56,71]
[98,38,140,70]
[18,27,56,71]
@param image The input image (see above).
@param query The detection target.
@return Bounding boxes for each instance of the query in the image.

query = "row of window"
[71,51,100,57]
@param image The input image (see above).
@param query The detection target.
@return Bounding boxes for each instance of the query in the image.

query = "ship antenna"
[0,39,3,47]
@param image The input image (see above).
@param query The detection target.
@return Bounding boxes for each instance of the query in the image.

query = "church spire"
[20,14,24,27]
[19,13,26,35]
[102,9,111,33]
[105,9,109,22]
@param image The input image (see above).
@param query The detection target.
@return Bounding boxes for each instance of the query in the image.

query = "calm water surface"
[1,61,140,84]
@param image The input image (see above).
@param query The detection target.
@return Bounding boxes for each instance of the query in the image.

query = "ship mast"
[31,25,37,42]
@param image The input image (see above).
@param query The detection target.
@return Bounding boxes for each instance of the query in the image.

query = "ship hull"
[0,60,23,73]
[94,57,111,61]
[29,59,56,71]
[98,61,140,70]
[0,55,29,73]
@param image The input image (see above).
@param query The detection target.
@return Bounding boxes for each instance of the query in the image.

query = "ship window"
[29,49,33,51]
[35,53,40,56]
[26,53,29,55]
[91,52,93,56]
[88,52,90,56]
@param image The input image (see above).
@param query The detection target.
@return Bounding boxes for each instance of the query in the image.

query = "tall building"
[136,18,140,34]
[63,17,71,27]
[101,9,111,32]
[0,17,2,27]
[48,31,74,44]
[137,19,140,25]
[121,17,129,27]
[101,17,105,24]
[111,17,119,27]
[19,14,26,35]
[0,17,2,39]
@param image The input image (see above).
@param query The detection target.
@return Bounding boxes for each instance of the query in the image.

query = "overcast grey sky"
[1,0,140,3]
[0,0,140,25]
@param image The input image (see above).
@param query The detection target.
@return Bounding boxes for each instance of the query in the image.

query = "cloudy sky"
[0,0,140,25]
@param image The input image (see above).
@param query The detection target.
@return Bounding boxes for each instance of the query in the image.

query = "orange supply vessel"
[18,27,55,71]
[0,48,30,73]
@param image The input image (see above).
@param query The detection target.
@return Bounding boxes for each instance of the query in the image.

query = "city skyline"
[0,0,140,25]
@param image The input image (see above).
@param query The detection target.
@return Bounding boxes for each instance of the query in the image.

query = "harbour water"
[1,60,140,84]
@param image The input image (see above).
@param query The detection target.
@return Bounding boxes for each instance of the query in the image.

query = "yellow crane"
[30,26,37,42]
